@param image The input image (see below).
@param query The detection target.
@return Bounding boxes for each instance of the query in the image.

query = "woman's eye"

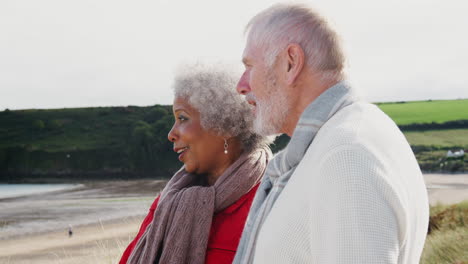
[178,115,188,121]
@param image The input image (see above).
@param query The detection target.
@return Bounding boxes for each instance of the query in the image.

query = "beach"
[424,173,468,205]
[0,180,166,264]
[0,218,142,264]
[1,174,467,263]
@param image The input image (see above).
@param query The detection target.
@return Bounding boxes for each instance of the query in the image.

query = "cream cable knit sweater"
[252,102,429,264]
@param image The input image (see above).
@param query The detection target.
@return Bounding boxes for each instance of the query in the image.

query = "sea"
[0,184,78,199]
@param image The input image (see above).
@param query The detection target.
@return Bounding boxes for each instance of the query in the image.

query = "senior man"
[234,3,429,264]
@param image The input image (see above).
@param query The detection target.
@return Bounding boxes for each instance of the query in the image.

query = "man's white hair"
[173,62,272,152]
[246,3,345,82]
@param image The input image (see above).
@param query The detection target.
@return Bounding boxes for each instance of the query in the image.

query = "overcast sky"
[1,0,467,110]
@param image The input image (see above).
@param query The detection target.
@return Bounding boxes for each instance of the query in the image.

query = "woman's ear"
[285,43,305,85]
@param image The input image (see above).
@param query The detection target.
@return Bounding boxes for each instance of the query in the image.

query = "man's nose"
[236,72,250,95]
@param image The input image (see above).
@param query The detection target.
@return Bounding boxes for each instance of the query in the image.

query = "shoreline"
[0,180,166,240]
[0,183,84,200]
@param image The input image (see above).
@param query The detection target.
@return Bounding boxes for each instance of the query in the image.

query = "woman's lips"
[178,150,186,161]
[177,148,188,161]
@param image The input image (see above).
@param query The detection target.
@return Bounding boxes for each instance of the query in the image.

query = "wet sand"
[1,174,467,263]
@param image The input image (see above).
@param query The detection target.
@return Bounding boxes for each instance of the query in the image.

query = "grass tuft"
[422,200,468,264]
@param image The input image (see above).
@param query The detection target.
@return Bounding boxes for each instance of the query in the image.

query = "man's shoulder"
[313,102,396,147]
[326,101,392,130]
[300,100,411,172]
[298,100,421,189]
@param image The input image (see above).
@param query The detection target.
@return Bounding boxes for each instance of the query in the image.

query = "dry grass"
[421,200,468,264]
[421,227,468,264]
[0,218,140,264]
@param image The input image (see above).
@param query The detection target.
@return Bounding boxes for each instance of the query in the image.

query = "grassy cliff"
[1,99,467,182]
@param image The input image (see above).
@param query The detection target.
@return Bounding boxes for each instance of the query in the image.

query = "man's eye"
[178,115,188,121]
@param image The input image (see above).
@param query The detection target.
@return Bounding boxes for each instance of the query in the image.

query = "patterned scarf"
[233,81,358,264]
[127,146,271,264]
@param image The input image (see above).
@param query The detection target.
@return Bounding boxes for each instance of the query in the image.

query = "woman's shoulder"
[207,183,260,260]
[219,183,259,215]
[118,193,162,264]
[149,194,161,211]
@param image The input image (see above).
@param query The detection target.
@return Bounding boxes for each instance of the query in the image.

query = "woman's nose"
[167,126,177,142]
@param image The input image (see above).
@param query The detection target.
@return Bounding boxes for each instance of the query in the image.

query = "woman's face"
[168,97,226,176]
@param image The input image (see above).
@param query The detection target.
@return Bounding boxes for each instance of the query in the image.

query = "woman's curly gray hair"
[173,63,271,152]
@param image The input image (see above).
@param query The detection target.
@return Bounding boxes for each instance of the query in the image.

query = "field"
[377,99,468,125]
[377,100,468,173]
[404,129,468,147]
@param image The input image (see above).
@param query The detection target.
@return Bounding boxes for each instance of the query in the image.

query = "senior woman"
[119,63,272,264]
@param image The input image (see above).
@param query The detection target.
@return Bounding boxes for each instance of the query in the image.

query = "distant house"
[446,150,465,158]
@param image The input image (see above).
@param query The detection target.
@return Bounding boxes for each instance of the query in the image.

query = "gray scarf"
[128,146,271,264]
[233,81,358,264]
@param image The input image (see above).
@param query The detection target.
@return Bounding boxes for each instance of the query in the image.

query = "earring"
[224,139,228,154]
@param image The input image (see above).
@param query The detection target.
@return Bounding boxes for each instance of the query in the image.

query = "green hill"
[0,105,180,151]
[376,99,468,125]
[0,105,180,182]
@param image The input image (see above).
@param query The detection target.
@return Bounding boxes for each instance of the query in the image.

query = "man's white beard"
[253,72,290,136]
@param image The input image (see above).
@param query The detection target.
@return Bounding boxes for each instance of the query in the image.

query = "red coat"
[119,184,259,264]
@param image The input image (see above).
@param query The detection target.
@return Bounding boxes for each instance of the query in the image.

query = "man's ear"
[285,43,305,85]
